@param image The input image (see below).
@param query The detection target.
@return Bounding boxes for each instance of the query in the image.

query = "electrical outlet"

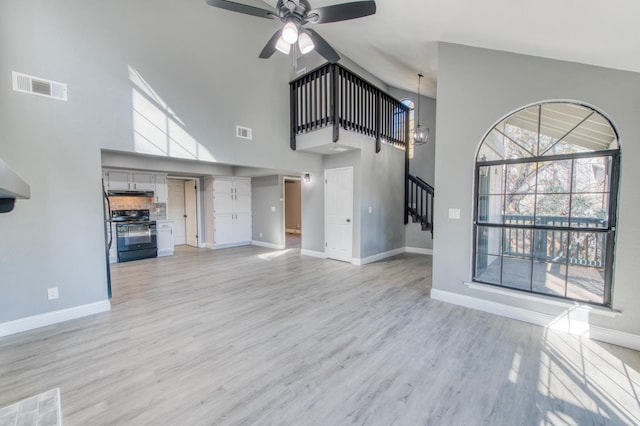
[260,232,263,238]
[47,287,59,300]
[368,206,372,213]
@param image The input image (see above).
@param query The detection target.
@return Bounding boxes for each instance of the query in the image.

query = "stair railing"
[407,174,434,236]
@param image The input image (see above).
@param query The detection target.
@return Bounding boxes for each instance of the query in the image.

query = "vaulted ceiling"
[261,0,640,98]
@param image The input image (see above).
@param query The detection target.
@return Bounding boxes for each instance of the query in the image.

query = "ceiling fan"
[206,0,376,63]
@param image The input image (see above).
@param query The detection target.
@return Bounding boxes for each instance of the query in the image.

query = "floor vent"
[12,72,68,101]
[236,125,252,140]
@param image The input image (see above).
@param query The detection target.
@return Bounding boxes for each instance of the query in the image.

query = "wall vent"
[12,72,68,101]
[236,125,252,140]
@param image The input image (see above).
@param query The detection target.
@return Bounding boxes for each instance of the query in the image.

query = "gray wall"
[251,175,284,248]
[299,131,406,260]
[284,180,301,231]
[388,87,437,251]
[0,0,322,323]
[359,143,406,257]
[434,43,640,334]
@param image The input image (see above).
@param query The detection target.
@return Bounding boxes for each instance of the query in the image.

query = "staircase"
[406,174,434,236]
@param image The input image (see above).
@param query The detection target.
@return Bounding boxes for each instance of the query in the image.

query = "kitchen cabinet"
[157,221,174,256]
[131,172,154,191]
[154,174,168,204]
[103,169,168,203]
[205,177,252,249]
[105,170,131,191]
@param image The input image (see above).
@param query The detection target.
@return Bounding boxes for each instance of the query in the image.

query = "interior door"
[325,167,353,262]
[184,179,198,247]
[167,179,186,245]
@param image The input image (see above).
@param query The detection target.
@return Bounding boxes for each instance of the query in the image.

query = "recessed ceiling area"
[260,0,640,98]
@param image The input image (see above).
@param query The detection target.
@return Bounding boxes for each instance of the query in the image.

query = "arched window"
[401,99,415,159]
[473,102,620,306]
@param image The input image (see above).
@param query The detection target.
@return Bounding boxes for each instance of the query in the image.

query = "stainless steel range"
[112,209,157,262]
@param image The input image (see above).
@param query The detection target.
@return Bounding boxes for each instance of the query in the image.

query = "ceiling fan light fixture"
[275,36,291,54]
[298,32,314,54]
[282,21,299,44]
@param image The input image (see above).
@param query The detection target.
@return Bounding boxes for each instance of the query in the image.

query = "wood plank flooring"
[1,246,639,425]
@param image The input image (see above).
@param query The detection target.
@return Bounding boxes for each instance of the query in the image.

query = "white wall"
[0,0,322,323]
[433,43,640,336]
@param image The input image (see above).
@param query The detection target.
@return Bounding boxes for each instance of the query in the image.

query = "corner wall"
[433,43,640,338]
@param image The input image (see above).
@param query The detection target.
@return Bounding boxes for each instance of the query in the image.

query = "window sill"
[465,281,622,318]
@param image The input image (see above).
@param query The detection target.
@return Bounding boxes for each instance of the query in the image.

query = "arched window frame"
[472,101,620,307]
[401,99,415,159]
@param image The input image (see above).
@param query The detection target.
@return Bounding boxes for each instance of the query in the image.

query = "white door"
[325,167,353,262]
[168,179,186,245]
[184,179,198,247]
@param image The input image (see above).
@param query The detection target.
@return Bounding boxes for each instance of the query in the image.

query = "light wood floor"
[1,246,639,425]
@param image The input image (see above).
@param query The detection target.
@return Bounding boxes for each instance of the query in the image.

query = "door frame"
[167,176,203,248]
[324,166,354,262]
[283,176,302,249]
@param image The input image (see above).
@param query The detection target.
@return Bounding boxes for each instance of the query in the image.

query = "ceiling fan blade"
[259,30,283,59]
[206,0,276,19]
[307,1,376,24]
[306,29,340,63]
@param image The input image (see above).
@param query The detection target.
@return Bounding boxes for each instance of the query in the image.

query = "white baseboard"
[0,300,111,338]
[301,249,326,259]
[252,240,286,250]
[206,243,215,250]
[285,229,301,234]
[430,288,640,351]
[198,242,207,248]
[352,247,405,265]
[158,249,174,257]
[405,247,433,255]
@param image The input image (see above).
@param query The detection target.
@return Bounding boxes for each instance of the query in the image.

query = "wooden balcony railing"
[289,63,410,153]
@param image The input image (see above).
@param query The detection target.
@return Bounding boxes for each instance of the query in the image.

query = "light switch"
[271,206,276,212]
[368,206,372,213]
[448,208,461,219]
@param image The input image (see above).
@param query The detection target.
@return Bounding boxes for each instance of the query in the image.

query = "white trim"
[301,249,327,259]
[352,248,405,265]
[206,243,215,250]
[211,241,251,250]
[251,240,286,250]
[158,248,174,257]
[465,282,621,317]
[405,247,433,255]
[285,229,302,234]
[431,289,640,351]
[198,242,207,248]
[0,300,111,338]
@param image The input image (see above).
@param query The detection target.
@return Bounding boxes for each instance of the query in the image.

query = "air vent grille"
[12,71,68,101]
[236,125,252,140]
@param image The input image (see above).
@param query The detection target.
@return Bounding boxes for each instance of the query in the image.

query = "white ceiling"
[261,0,640,98]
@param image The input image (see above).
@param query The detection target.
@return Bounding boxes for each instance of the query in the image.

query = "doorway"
[284,177,302,249]
[167,178,198,247]
[324,167,353,262]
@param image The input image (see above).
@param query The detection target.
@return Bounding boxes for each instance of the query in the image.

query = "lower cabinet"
[157,221,174,256]
[213,213,251,248]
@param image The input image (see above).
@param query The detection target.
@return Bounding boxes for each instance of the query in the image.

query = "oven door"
[117,223,157,252]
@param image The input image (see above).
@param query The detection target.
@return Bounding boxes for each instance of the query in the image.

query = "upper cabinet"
[103,169,168,203]
[154,174,168,204]
[131,172,154,191]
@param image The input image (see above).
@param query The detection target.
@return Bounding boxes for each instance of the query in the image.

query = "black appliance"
[112,209,158,262]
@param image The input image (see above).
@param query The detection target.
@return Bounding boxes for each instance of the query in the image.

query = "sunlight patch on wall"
[129,66,215,162]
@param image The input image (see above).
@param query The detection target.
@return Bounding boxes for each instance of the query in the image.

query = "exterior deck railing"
[502,215,608,267]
